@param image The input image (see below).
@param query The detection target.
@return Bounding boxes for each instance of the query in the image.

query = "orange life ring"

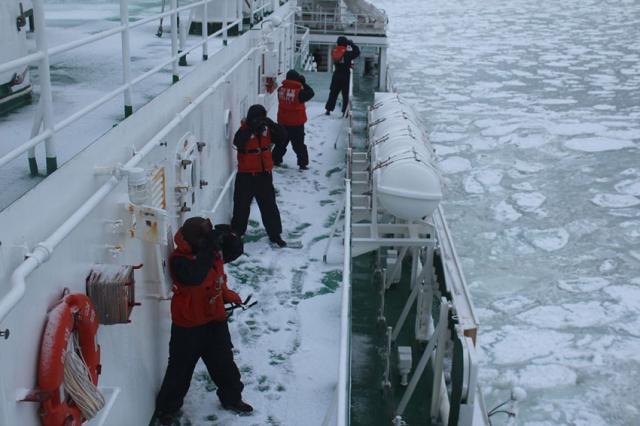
[38,293,101,426]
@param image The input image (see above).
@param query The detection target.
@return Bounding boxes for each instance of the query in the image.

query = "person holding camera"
[325,36,360,117]
[273,69,315,170]
[231,104,289,247]
[154,217,251,425]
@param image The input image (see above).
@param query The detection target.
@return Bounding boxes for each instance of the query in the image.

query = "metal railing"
[0,0,246,175]
[295,25,310,68]
[0,45,261,324]
[297,10,387,35]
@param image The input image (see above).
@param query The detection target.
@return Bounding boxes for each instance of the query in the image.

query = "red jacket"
[170,230,241,327]
[236,124,274,173]
[277,79,307,126]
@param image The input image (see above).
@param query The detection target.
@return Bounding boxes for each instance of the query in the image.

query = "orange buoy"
[38,294,100,426]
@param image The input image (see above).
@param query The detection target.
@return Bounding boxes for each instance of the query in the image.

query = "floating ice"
[557,277,609,293]
[523,228,569,251]
[546,122,607,136]
[512,192,546,211]
[564,137,634,152]
[439,156,472,174]
[614,179,640,196]
[493,200,522,222]
[517,302,612,329]
[506,364,577,390]
[591,193,640,208]
[488,326,573,364]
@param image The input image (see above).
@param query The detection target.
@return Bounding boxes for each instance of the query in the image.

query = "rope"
[63,333,105,420]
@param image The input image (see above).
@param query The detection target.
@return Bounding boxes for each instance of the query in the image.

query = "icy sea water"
[373,0,640,424]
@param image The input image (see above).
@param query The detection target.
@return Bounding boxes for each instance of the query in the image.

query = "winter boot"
[222,400,254,414]
[269,235,287,247]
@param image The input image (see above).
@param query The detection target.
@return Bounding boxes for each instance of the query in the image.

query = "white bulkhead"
[368,92,442,221]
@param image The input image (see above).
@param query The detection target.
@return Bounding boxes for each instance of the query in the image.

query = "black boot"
[269,235,287,247]
[222,400,254,414]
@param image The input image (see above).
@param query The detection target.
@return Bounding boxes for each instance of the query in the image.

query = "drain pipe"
[0,47,260,324]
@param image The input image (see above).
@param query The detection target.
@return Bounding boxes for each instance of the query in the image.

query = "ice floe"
[564,137,634,152]
[523,228,570,251]
[591,193,640,208]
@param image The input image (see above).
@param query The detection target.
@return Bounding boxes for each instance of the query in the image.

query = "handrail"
[0,0,217,76]
[206,170,237,219]
[0,0,245,171]
[0,46,260,323]
[336,176,352,426]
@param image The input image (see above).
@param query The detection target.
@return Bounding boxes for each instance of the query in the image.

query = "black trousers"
[272,125,308,167]
[231,171,283,238]
[155,321,243,414]
[325,73,350,113]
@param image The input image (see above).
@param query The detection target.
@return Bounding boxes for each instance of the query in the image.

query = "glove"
[298,74,306,85]
[262,117,276,130]
[226,290,243,305]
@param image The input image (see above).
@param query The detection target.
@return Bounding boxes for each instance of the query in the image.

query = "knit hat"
[337,36,348,46]
[286,69,299,81]
[246,104,267,123]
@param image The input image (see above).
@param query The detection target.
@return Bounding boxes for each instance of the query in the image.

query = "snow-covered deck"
[177,102,349,425]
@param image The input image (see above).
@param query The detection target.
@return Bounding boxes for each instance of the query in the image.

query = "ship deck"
[174,99,351,425]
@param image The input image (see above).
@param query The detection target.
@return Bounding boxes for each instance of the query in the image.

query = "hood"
[286,69,299,81]
[337,36,348,46]
[247,104,267,123]
[174,216,209,254]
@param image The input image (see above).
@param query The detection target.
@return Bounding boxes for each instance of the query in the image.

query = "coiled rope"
[63,334,105,420]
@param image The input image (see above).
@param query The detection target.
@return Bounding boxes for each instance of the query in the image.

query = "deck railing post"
[202,0,209,59]
[250,0,254,27]
[32,0,57,174]
[223,0,228,46]
[237,0,243,32]
[27,101,44,176]
[120,0,133,117]
[170,0,179,82]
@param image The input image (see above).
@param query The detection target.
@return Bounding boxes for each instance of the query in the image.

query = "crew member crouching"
[154,217,251,425]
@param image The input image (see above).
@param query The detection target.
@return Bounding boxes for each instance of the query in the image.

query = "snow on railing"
[295,25,310,68]
[0,0,250,175]
[297,10,387,35]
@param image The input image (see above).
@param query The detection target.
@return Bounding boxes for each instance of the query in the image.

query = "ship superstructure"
[0,0,499,425]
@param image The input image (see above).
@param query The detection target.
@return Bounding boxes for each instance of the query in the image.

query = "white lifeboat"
[368,92,442,221]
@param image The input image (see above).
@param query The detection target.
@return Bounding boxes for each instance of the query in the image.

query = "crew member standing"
[154,217,251,425]
[273,69,315,170]
[325,36,360,116]
[231,104,289,247]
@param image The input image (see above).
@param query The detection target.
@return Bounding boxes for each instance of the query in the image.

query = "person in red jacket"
[154,217,251,425]
[325,36,360,116]
[231,104,289,247]
[273,69,315,170]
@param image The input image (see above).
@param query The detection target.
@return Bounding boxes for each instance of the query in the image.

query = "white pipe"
[120,0,133,116]
[0,47,260,324]
[336,177,351,426]
[32,0,57,168]
[206,171,237,219]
